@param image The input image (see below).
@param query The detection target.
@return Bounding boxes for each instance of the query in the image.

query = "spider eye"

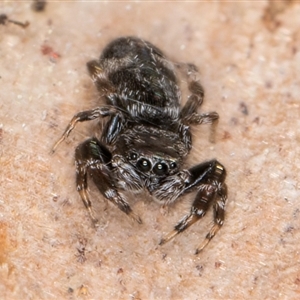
[129,152,138,160]
[153,162,168,175]
[170,162,177,169]
[137,158,151,172]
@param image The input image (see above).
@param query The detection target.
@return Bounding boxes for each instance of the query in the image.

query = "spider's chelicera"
[52,37,227,254]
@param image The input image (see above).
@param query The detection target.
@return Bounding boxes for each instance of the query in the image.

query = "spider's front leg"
[159,160,227,254]
[75,137,142,226]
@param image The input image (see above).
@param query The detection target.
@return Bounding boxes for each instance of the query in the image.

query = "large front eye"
[153,162,168,175]
[137,158,151,172]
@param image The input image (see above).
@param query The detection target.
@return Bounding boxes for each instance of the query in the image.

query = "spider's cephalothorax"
[52,37,227,254]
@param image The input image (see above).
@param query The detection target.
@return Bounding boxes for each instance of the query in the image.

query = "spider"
[52,36,227,254]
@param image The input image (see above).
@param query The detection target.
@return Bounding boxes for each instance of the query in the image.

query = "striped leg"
[159,160,227,254]
[75,138,141,226]
[51,106,116,153]
[179,63,219,142]
[195,184,227,254]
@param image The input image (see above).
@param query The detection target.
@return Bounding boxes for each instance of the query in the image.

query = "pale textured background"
[0,1,300,299]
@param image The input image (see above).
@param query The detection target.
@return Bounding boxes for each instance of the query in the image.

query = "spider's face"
[111,127,184,191]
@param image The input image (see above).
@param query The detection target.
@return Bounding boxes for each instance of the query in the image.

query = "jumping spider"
[52,37,227,254]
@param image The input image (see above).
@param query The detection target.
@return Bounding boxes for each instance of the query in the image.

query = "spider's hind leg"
[86,60,114,93]
[178,63,219,142]
[179,63,205,119]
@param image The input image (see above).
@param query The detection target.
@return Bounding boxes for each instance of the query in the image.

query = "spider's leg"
[51,106,115,153]
[185,111,219,143]
[195,184,227,254]
[159,160,227,254]
[75,138,111,225]
[87,60,114,93]
[179,63,219,142]
[52,59,118,154]
[75,138,142,225]
[180,66,204,119]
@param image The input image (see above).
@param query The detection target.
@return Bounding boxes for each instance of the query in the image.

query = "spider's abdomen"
[99,37,181,124]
